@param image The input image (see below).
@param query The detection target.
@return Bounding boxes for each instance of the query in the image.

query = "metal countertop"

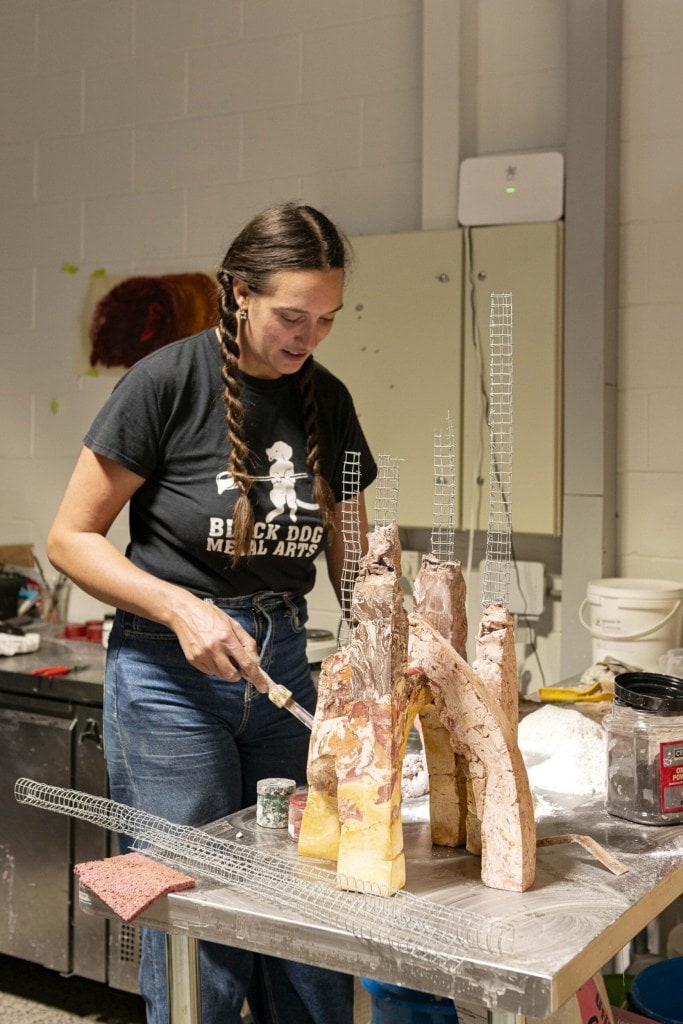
[0,625,333,706]
[82,793,683,1018]
[0,633,105,704]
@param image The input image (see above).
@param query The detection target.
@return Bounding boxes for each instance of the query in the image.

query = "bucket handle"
[578,597,682,641]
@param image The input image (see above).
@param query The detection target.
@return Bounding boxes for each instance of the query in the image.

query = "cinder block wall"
[618,2,683,583]
[0,0,422,620]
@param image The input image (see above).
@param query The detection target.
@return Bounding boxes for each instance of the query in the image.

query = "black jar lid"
[615,672,683,715]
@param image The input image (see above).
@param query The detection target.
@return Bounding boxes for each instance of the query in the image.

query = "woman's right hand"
[169,597,259,682]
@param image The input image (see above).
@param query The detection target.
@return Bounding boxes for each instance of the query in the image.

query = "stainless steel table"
[80,791,683,1023]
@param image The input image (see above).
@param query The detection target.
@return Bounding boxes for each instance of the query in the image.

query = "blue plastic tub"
[629,957,683,1024]
[360,978,458,1023]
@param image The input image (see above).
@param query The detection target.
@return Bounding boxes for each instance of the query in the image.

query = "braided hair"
[216,203,349,565]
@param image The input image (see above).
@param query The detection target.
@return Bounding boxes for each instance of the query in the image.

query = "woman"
[48,203,377,1024]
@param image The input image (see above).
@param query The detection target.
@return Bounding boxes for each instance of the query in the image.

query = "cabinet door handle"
[80,718,102,748]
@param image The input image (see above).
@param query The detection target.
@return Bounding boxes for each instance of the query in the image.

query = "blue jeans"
[103,592,353,1024]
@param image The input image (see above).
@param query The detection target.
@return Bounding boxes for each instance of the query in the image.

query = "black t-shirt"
[85,329,377,599]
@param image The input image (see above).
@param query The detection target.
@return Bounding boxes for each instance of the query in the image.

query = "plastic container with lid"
[360,978,458,1023]
[288,790,308,841]
[605,672,683,825]
[629,956,683,1024]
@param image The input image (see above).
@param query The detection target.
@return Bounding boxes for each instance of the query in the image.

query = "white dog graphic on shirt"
[215,440,318,524]
[264,441,318,523]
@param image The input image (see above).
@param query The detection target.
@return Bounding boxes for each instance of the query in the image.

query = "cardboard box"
[0,544,35,569]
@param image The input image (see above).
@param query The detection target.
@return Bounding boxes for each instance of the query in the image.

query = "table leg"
[165,933,202,1024]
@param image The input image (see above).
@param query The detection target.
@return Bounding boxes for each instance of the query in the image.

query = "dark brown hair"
[215,203,349,564]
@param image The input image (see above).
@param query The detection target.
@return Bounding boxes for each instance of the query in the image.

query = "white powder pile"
[518,704,608,797]
[401,752,430,799]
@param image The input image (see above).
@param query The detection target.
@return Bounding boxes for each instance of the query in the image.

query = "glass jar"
[606,672,683,825]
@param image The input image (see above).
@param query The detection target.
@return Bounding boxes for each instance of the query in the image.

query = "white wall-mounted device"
[458,151,564,226]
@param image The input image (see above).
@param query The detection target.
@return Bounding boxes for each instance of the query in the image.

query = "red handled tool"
[31,664,90,677]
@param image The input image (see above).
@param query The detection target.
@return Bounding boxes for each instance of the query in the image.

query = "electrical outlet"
[479,559,546,617]
[401,550,422,586]
[508,561,546,617]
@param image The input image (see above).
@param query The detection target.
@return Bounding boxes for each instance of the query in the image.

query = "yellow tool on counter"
[537,680,614,703]
[537,657,640,704]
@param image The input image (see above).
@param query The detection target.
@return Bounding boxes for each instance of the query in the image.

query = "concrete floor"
[0,954,372,1023]
[0,954,145,1024]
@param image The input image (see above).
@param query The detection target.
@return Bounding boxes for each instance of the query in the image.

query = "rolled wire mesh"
[373,454,402,529]
[430,412,457,563]
[15,777,514,960]
[481,293,513,608]
[338,451,362,648]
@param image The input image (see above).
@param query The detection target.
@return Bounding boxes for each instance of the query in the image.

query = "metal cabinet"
[319,224,563,534]
[0,638,145,993]
[0,693,108,978]
[319,228,465,529]
[461,221,564,535]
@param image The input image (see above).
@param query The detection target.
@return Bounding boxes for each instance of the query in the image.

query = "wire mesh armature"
[481,293,513,608]
[338,451,362,648]
[430,412,457,563]
[373,453,402,528]
[14,778,514,962]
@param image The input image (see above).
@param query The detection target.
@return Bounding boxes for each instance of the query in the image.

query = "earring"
[238,307,248,322]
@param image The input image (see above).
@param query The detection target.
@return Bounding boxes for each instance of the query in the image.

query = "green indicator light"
[506,186,516,193]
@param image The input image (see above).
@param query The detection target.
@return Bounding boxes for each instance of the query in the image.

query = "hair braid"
[216,268,256,565]
[296,357,337,537]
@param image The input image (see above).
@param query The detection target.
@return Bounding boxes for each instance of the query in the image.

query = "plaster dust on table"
[400,705,608,810]
[518,705,608,808]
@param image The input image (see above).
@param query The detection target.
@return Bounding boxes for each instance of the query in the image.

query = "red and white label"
[576,977,613,1024]
[659,739,683,813]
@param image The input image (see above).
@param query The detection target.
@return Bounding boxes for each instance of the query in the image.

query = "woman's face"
[233,268,344,379]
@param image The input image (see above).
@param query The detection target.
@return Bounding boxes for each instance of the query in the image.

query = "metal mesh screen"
[430,412,457,563]
[481,293,513,608]
[339,450,362,648]
[14,778,515,962]
[373,453,402,528]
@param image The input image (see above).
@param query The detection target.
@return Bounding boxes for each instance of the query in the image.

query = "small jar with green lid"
[256,777,296,828]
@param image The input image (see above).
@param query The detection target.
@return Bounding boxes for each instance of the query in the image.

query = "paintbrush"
[242,662,314,730]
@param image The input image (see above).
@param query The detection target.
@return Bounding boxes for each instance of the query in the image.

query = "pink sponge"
[75,852,195,923]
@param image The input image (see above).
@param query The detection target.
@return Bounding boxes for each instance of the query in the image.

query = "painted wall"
[618,2,683,584]
[0,0,423,619]
[0,1,680,677]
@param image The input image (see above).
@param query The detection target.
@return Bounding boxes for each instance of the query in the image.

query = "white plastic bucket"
[579,578,683,672]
